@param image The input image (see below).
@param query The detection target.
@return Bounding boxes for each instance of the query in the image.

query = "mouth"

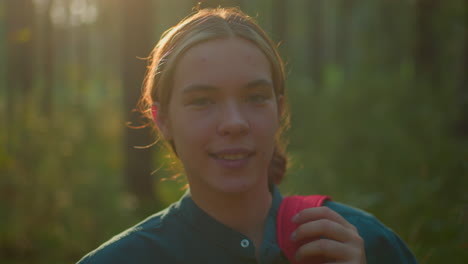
[210,153,251,160]
[209,149,254,161]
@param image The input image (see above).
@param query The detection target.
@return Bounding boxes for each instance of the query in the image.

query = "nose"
[217,101,249,137]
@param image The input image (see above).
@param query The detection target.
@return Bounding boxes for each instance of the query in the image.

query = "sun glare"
[35,0,99,27]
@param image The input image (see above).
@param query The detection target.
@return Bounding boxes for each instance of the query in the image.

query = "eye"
[247,94,268,104]
[188,97,214,107]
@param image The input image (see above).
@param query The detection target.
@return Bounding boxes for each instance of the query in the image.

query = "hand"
[290,206,366,264]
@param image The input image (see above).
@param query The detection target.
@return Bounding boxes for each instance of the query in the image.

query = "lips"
[209,148,254,161]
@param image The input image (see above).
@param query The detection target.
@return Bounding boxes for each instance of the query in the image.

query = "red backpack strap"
[276,195,331,264]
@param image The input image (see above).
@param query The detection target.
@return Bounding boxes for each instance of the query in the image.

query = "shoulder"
[324,201,418,264]
[324,200,374,222]
[76,205,183,264]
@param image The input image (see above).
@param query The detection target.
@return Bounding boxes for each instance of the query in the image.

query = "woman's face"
[159,37,281,196]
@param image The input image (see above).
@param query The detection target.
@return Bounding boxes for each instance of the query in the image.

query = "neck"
[190,183,272,247]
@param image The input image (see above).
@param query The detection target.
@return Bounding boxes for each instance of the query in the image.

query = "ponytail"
[268,147,287,184]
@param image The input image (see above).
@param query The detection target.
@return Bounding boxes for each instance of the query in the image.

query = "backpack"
[276,195,331,264]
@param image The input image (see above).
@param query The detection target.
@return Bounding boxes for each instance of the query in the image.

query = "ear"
[152,103,172,140]
[151,104,158,123]
[276,95,284,120]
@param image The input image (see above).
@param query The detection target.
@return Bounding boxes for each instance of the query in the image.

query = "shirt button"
[240,239,249,248]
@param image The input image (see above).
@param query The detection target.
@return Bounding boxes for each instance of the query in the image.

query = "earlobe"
[151,104,159,123]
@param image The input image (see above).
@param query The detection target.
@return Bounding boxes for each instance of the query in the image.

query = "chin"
[211,175,266,195]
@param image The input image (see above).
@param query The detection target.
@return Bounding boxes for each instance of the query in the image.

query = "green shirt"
[77,186,417,263]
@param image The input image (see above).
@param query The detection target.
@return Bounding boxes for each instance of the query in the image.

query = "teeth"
[218,154,247,160]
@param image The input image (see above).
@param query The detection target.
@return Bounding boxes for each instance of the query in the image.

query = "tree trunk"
[272,0,287,49]
[308,0,324,88]
[5,0,35,152]
[456,0,468,138]
[77,24,89,104]
[122,0,156,207]
[42,0,54,118]
[335,0,354,73]
[414,0,438,81]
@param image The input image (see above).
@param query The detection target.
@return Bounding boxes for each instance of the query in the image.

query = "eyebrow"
[245,79,273,90]
[182,79,273,94]
[182,84,217,94]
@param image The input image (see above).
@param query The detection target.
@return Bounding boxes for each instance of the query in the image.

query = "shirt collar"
[176,185,284,260]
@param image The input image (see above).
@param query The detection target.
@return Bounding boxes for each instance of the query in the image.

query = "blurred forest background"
[1,0,467,263]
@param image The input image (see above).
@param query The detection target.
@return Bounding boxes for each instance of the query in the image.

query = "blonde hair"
[138,7,290,184]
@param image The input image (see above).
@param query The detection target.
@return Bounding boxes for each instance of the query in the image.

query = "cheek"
[170,114,213,150]
[251,114,280,149]
[252,106,280,135]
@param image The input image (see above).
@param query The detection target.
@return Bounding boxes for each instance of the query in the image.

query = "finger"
[293,207,357,231]
[292,218,358,243]
[295,238,358,262]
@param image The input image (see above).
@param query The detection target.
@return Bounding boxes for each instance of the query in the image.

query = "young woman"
[78,8,417,264]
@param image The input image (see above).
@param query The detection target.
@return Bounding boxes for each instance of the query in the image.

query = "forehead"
[172,37,272,93]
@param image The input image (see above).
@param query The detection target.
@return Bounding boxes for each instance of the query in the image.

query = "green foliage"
[0,88,141,263]
[283,63,467,263]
